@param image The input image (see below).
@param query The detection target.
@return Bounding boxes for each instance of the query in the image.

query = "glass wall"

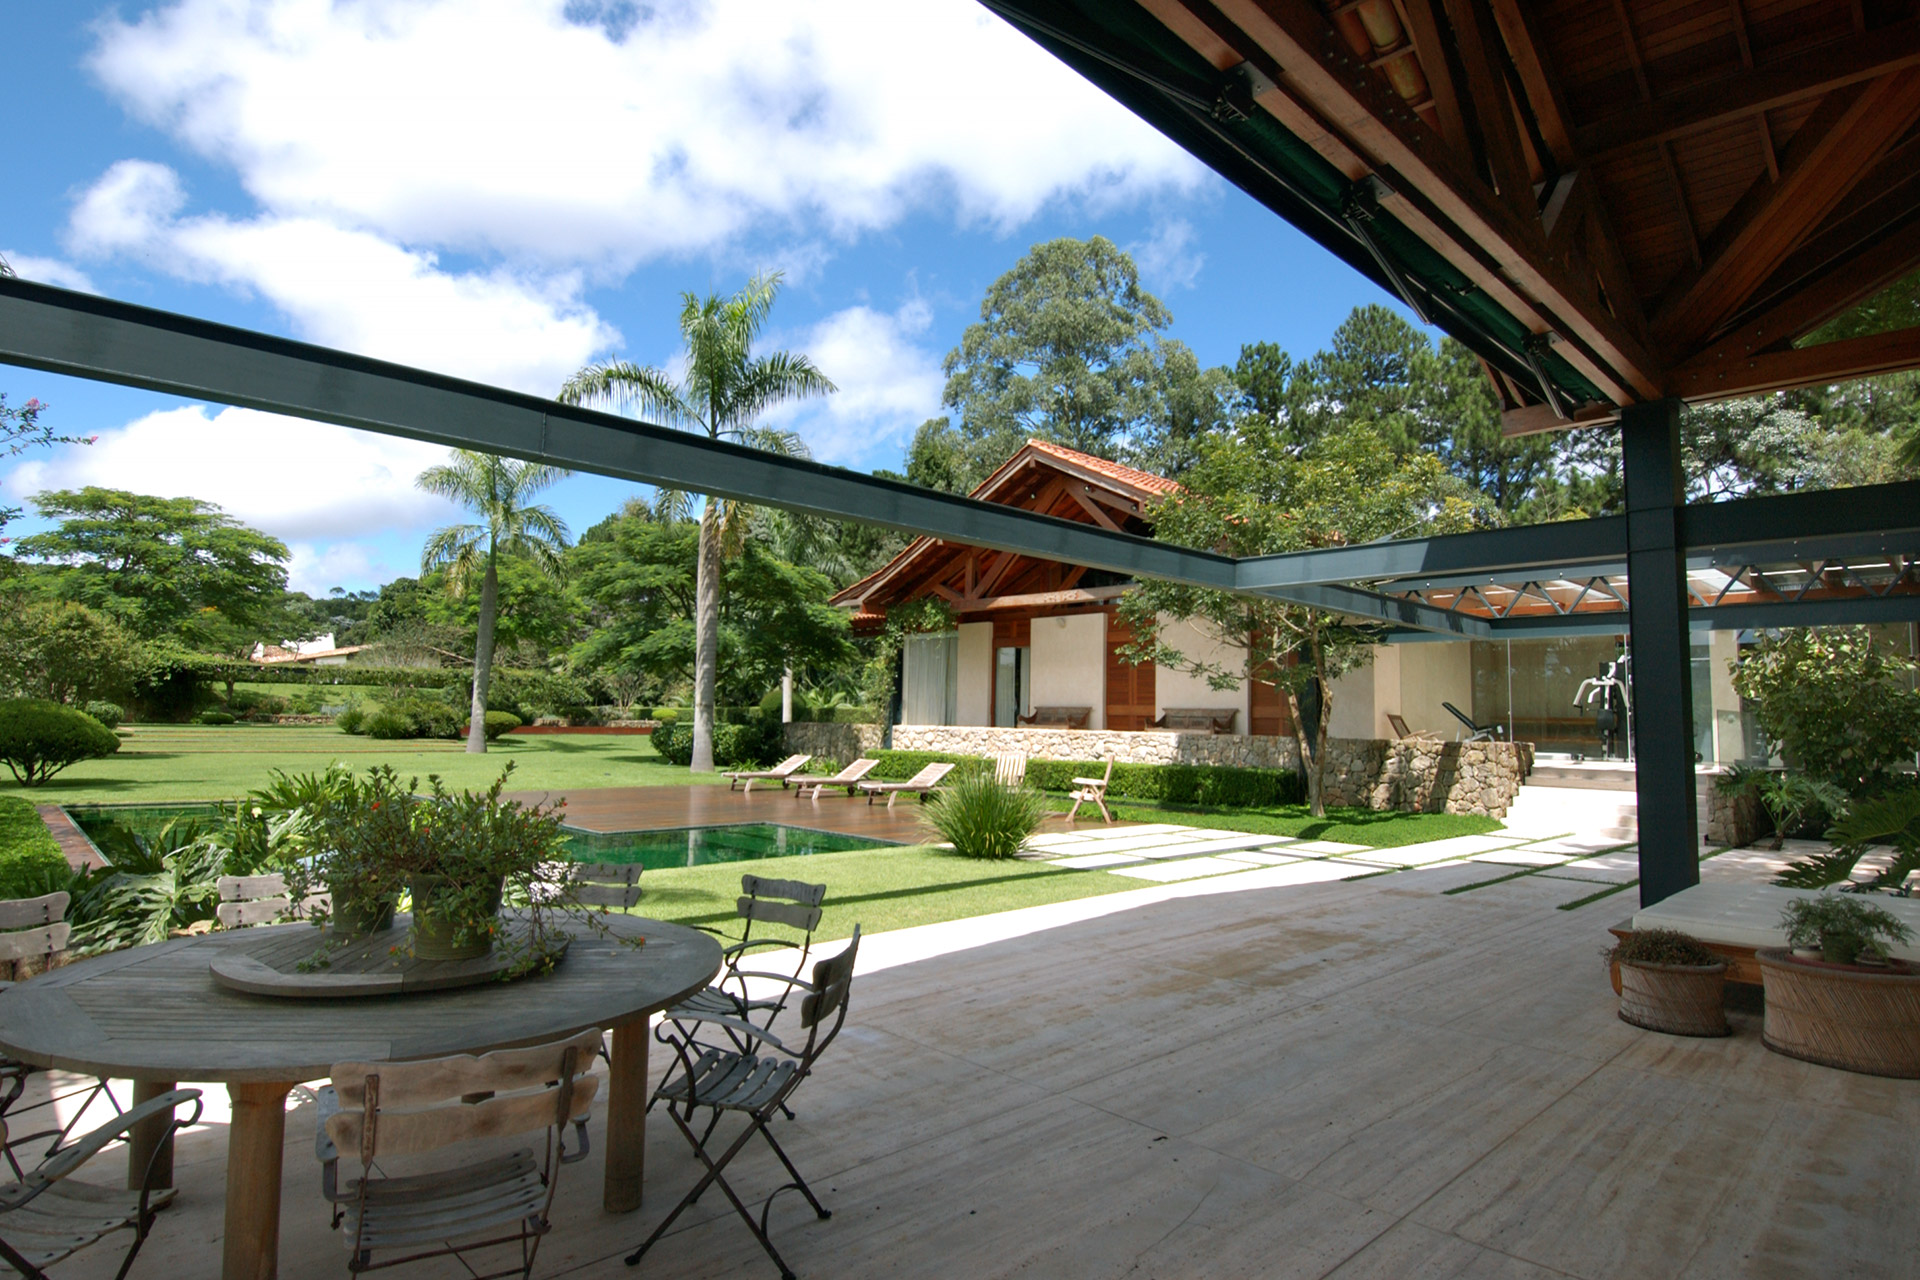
[993,646,1030,727]
[901,632,959,726]
[1471,635,1631,758]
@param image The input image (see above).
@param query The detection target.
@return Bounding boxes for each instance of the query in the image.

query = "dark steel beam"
[1249,583,1493,638]
[1682,478,1920,550]
[1234,518,1629,590]
[0,277,1236,589]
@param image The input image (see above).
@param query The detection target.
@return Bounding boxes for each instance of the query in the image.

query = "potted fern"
[1605,929,1729,1037]
[1760,892,1920,1077]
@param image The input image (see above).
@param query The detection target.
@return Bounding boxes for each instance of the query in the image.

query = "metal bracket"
[1522,332,1568,420]
[1213,60,1278,122]
[1341,176,1430,324]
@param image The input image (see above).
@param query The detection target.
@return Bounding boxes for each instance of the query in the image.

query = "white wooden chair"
[0,1086,202,1280]
[629,928,861,1280]
[1067,759,1116,823]
[724,755,812,793]
[857,761,956,808]
[992,752,1028,789]
[215,874,328,929]
[315,1029,601,1279]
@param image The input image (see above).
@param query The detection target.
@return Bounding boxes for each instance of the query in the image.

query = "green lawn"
[0,796,68,898]
[9,726,716,805]
[629,843,1140,942]
[1041,794,1503,847]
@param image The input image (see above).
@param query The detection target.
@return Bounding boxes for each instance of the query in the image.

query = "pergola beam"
[1669,324,1920,399]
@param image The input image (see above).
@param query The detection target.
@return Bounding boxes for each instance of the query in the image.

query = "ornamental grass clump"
[922,768,1047,860]
[1605,928,1719,969]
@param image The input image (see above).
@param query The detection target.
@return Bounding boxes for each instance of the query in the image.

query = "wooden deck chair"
[0,1086,202,1280]
[315,1029,600,1279]
[857,761,956,808]
[562,863,643,911]
[1066,759,1116,823]
[668,876,827,1045]
[724,755,812,794]
[789,758,879,800]
[629,928,861,1280]
[992,751,1028,789]
[215,874,329,929]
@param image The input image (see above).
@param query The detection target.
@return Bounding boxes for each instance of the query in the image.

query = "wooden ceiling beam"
[1396,0,1471,157]
[1651,70,1920,351]
[1671,324,1920,399]
[1164,0,1665,402]
[1575,20,1920,161]
[1486,0,1578,167]
[1439,0,1535,221]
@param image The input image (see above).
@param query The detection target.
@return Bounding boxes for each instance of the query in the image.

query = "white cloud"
[65,163,619,394]
[767,298,944,467]
[0,251,98,293]
[4,404,461,542]
[285,540,392,596]
[85,0,1204,269]
[1130,218,1204,292]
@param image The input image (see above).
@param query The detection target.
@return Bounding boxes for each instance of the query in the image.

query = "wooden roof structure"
[983,0,1920,433]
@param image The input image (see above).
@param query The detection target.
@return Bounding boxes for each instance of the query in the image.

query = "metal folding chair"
[628,928,860,1280]
[0,1087,202,1280]
[668,875,827,1041]
[315,1029,601,1278]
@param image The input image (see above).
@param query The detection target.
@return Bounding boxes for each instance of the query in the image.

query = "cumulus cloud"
[85,0,1204,269]
[4,404,460,542]
[767,298,945,468]
[285,540,395,596]
[1130,218,1204,293]
[0,251,98,293]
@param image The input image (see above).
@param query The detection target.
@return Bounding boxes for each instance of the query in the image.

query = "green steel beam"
[1234,518,1629,591]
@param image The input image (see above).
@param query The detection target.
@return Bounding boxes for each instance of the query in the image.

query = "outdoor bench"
[1018,706,1091,729]
[1151,707,1237,734]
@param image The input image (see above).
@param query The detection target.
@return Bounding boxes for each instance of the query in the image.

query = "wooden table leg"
[223,1081,292,1280]
[604,1022,648,1212]
[127,1079,176,1191]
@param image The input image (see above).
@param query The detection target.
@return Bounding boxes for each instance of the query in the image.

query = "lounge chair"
[1067,758,1115,823]
[791,757,880,800]
[1441,702,1500,742]
[858,761,956,808]
[724,754,812,793]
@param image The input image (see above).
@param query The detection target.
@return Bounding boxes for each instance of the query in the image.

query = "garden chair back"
[565,863,644,911]
[992,752,1028,789]
[0,1086,202,1280]
[0,895,69,982]
[214,874,311,929]
[316,1029,600,1278]
[1067,759,1116,824]
[630,927,861,1279]
[667,875,828,1041]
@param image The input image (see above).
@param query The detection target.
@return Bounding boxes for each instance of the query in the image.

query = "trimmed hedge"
[0,699,122,787]
[0,796,69,899]
[651,720,782,769]
[482,711,523,741]
[866,751,1307,808]
[199,710,237,725]
[83,701,124,730]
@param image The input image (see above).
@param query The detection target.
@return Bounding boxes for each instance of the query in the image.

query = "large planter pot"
[408,874,504,962]
[1757,948,1920,1078]
[329,890,396,940]
[1618,958,1730,1037]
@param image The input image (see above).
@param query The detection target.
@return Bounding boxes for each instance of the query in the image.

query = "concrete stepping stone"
[1048,852,1148,869]
[1286,840,1372,855]
[1108,856,1256,882]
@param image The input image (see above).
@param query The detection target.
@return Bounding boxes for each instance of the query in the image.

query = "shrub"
[650,720,778,768]
[83,701,124,730]
[0,796,72,898]
[336,705,368,735]
[483,711,523,741]
[1716,767,1849,851]
[1780,893,1916,966]
[1606,928,1718,969]
[0,699,122,786]
[1732,627,1920,792]
[921,770,1047,859]
[199,709,236,725]
[229,689,289,719]
[378,694,464,740]
[363,709,416,740]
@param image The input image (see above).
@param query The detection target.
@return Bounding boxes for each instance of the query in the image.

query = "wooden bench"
[1151,707,1237,734]
[1018,706,1091,729]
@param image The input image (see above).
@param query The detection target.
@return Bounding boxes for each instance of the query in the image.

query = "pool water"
[65,802,233,859]
[563,823,895,870]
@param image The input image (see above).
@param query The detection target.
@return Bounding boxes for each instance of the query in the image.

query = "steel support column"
[1622,399,1699,905]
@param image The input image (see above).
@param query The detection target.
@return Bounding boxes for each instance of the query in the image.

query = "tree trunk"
[466,554,498,754]
[1309,627,1332,818]
[1285,685,1319,817]
[691,501,722,773]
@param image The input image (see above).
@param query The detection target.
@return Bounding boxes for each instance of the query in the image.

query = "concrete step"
[1525,763,1638,790]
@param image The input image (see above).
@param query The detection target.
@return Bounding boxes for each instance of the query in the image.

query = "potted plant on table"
[1604,928,1730,1037]
[1759,893,1920,1077]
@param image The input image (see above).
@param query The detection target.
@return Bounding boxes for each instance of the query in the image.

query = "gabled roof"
[831,439,1179,618]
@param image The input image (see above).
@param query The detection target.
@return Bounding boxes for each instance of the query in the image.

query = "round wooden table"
[0,913,720,1280]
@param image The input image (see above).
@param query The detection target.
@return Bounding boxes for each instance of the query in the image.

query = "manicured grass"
[7,726,720,805]
[628,843,1140,942]
[1041,794,1503,848]
[0,796,69,898]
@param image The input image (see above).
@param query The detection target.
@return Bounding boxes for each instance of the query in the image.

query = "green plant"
[0,796,70,898]
[67,821,225,953]
[1780,893,1916,966]
[0,699,122,786]
[482,711,523,741]
[921,768,1048,860]
[650,718,780,768]
[1605,928,1719,969]
[82,700,124,730]
[1731,627,1920,792]
[1775,787,1920,891]
[199,709,236,725]
[335,705,367,734]
[363,708,415,740]
[1716,767,1850,851]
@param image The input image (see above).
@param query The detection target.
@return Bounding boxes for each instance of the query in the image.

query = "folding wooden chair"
[562,863,643,911]
[0,1087,202,1280]
[315,1030,601,1278]
[992,751,1028,789]
[1066,758,1115,823]
[215,874,331,929]
[629,928,861,1280]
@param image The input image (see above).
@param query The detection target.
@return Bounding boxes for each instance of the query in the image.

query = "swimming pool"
[561,822,896,870]
[64,802,233,859]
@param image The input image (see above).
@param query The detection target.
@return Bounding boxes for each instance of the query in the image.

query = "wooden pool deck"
[37,840,1918,1280]
[505,782,1115,845]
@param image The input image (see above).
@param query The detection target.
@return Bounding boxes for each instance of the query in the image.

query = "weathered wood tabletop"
[0,912,720,1280]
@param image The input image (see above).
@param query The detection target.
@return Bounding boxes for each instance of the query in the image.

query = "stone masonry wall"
[782,721,885,764]
[1702,765,1768,847]
[868,725,1534,818]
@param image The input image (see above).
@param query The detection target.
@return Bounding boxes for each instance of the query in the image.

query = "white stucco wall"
[1030,612,1109,729]
[1326,660,1379,739]
[1708,629,1742,762]
[955,621,994,727]
[1153,615,1250,733]
[1395,642,1473,736]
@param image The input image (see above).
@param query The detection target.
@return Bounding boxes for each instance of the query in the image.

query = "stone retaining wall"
[850,725,1534,817]
[784,721,886,763]
[1702,766,1767,847]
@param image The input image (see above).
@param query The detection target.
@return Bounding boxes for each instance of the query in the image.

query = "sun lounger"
[792,757,880,800]
[858,761,956,808]
[724,754,811,793]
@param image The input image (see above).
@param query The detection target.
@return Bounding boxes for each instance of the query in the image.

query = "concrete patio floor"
[35,837,1919,1280]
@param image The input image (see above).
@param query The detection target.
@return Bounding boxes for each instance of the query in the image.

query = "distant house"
[249,632,371,667]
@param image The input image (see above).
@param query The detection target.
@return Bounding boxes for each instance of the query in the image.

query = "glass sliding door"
[994,646,1030,726]
[902,632,959,726]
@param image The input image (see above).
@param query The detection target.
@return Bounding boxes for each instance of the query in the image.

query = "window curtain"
[902,632,959,726]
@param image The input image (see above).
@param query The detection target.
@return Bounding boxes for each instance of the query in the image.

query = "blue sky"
[1,0,1409,599]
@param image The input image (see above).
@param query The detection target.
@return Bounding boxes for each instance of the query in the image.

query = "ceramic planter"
[328,890,397,940]
[1757,948,1920,1078]
[408,874,504,962]
[1618,958,1730,1037]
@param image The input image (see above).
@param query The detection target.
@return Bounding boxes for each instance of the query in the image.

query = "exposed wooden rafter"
[1671,325,1920,399]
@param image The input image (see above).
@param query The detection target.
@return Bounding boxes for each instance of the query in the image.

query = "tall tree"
[416,451,571,753]
[557,272,833,772]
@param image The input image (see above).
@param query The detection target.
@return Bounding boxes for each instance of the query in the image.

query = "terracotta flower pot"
[1758,948,1920,1078]
[408,875,504,962]
[1618,958,1730,1037]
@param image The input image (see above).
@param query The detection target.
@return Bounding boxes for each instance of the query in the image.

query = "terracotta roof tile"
[1017,439,1181,497]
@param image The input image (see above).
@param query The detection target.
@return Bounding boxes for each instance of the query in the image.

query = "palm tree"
[417,451,572,753]
[558,273,833,772]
